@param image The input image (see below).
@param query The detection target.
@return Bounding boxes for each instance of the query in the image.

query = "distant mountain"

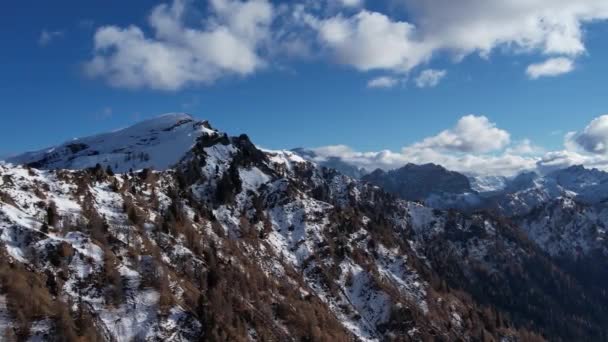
[362,163,473,200]
[357,161,608,256]
[331,158,608,217]
[547,165,608,203]
[361,163,483,210]
[486,166,608,216]
[291,148,368,179]
[469,175,508,193]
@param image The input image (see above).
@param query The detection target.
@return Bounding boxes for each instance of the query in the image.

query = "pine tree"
[47,201,58,227]
[105,164,114,176]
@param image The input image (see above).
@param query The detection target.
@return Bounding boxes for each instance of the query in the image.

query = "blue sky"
[2,0,608,175]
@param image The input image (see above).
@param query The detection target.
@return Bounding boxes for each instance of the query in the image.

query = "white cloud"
[301,0,608,76]
[39,29,64,46]
[335,0,363,8]
[536,150,584,173]
[308,114,608,177]
[313,11,432,72]
[310,143,538,177]
[84,0,273,90]
[536,149,608,173]
[414,69,446,88]
[401,1,604,57]
[566,115,608,154]
[83,0,608,89]
[505,139,544,155]
[412,115,510,153]
[526,57,574,79]
[308,115,536,176]
[535,115,608,172]
[367,76,399,88]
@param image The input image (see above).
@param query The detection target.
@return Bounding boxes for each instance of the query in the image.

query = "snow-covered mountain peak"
[548,164,608,189]
[469,175,508,193]
[7,113,218,173]
[117,112,196,131]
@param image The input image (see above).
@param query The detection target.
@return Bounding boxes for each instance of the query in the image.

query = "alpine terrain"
[0,113,607,341]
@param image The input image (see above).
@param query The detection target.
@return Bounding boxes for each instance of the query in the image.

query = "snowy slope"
[0,164,201,340]
[0,128,534,341]
[2,116,608,340]
[469,175,508,193]
[517,196,608,257]
[547,165,608,203]
[7,113,216,173]
[0,150,436,341]
[486,167,608,216]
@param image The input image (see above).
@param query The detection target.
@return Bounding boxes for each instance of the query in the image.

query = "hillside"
[0,114,607,341]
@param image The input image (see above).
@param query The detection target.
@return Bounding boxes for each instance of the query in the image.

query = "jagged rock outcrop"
[362,163,473,201]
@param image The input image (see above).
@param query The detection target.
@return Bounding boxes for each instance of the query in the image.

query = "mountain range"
[0,113,607,341]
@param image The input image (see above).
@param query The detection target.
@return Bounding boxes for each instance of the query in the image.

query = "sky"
[1,0,608,176]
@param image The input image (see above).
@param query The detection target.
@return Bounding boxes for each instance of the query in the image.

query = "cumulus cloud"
[536,150,585,173]
[526,57,574,79]
[39,29,64,46]
[505,139,544,155]
[300,0,608,76]
[84,0,273,90]
[309,143,538,177]
[313,11,431,72]
[307,115,537,176]
[367,76,399,88]
[84,0,608,89]
[401,1,605,57]
[566,115,608,154]
[534,115,608,173]
[536,149,608,173]
[415,69,446,88]
[307,114,608,177]
[412,115,510,153]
